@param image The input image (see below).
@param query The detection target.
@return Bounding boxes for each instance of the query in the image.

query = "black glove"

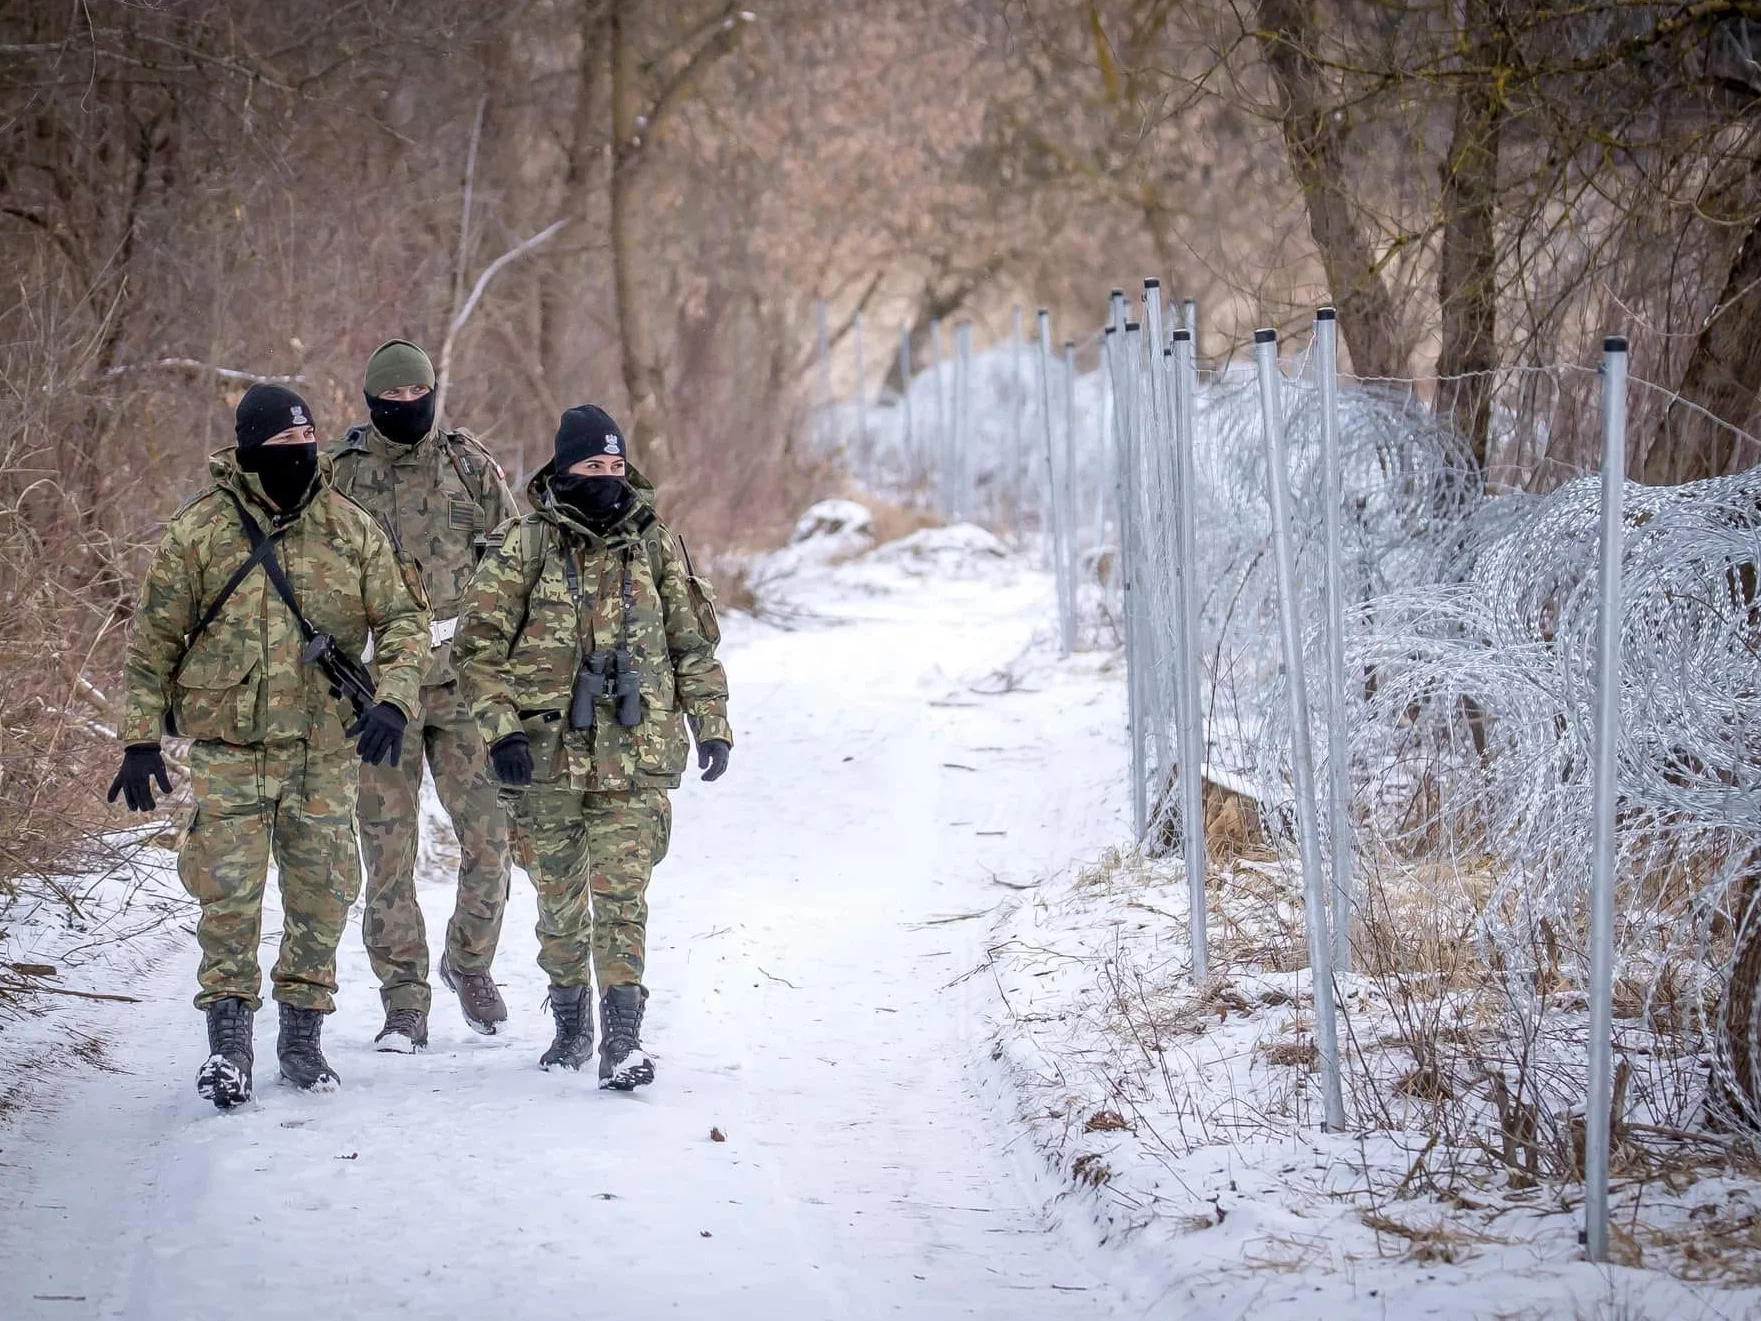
[490,732,533,786]
[346,701,407,767]
[107,743,171,813]
[697,738,730,783]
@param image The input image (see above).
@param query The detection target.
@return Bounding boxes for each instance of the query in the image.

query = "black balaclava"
[367,390,437,447]
[550,404,634,526]
[235,383,318,513]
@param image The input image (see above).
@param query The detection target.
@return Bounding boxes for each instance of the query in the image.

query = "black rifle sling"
[224,491,318,643]
[170,520,289,682]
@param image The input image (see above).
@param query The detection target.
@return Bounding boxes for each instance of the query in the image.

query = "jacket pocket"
[519,708,568,784]
[173,651,261,744]
[635,703,689,779]
[686,574,721,645]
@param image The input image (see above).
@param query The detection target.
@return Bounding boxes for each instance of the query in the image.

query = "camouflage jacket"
[120,451,432,749]
[454,464,731,793]
[328,422,519,687]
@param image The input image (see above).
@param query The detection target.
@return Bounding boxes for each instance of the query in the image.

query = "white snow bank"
[864,523,1009,577]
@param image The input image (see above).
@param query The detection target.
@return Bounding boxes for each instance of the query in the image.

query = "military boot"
[539,985,592,1071]
[439,952,508,1036]
[277,1003,341,1092]
[598,984,654,1091]
[373,1007,428,1054]
[196,997,254,1110]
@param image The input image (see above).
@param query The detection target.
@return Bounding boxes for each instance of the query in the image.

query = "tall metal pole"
[1063,338,1081,609]
[930,318,946,515]
[1171,327,1208,982]
[1117,314,1148,841]
[1142,280,1174,802]
[815,298,832,453]
[898,323,913,485]
[1315,308,1354,973]
[965,320,979,521]
[1012,305,1026,534]
[1038,309,1074,655]
[1254,327,1346,1132]
[1584,334,1629,1264]
[854,311,868,486]
[1183,298,1200,367]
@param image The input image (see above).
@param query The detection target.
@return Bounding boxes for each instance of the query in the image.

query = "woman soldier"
[453,405,732,1089]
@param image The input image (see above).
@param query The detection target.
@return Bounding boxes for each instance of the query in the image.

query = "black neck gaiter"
[238,444,319,513]
[552,474,633,527]
[367,391,437,447]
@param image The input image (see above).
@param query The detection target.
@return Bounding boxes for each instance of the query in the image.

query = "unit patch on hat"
[604,435,621,455]
[291,405,308,426]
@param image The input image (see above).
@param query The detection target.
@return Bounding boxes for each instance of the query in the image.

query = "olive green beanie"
[364,339,436,397]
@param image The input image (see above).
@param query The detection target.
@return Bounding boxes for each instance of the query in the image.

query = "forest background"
[5,0,1761,890]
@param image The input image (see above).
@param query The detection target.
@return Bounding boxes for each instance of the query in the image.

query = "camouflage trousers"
[502,786,672,990]
[178,739,361,1013]
[357,680,511,1013]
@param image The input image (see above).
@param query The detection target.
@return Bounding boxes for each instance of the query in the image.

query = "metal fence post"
[815,297,832,453]
[1171,327,1208,982]
[1584,334,1629,1263]
[1038,309,1075,655]
[930,318,946,514]
[1183,298,1199,366]
[1254,327,1346,1132]
[1063,338,1081,613]
[957,320,977,520]
[1117,314,1148,841]
[1012,305,1026,534]
[1315,307,1354,973]
[898,323,913,484]
[1141,281,1175,804]
[854,311,868,486]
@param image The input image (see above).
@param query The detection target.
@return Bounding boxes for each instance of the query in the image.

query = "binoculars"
[570,647,642,730]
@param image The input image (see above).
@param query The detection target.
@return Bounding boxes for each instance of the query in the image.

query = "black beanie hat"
[554,405,626,471]
[235,383,316,450]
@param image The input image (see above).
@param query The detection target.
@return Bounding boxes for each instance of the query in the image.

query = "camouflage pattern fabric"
[329,421,517,1012]
[454,462,732,795]
[358,679,511,1012]
[503,785,671,989]
[329,423,518,688]
[179,739,363,1012]
[120,449,431,747]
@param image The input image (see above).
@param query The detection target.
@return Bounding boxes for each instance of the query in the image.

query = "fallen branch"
[0,981,141,1003]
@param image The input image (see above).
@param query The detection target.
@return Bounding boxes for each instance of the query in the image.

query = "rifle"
[225,492,378,723]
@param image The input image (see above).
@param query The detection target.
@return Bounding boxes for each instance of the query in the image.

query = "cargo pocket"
[635,705,689,779]
[686,574,721,645]
[519,708,568,784]
[173,652,261,744]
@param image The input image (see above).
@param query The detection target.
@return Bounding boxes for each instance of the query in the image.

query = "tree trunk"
[541,0,608,397]
[1649,182,1761,485]
[609,0,673,484]
[1435,1,1509,476]
[1255,0,1407,379]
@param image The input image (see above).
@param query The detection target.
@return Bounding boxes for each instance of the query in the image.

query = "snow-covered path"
[1,549,1133,1319]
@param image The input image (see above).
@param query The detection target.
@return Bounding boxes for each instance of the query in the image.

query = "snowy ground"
[6,523,1760,1320]
[0,529,1139,1320]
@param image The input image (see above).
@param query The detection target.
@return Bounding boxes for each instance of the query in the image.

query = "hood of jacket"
[208,447,336,522]
[525,459,656,548]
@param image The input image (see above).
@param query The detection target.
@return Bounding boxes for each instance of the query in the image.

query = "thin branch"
[103,358,306,384]
[436,219,571,421]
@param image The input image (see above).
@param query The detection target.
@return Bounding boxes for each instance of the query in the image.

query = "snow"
[4,523,1758,1319]
[0,535,1134,1319]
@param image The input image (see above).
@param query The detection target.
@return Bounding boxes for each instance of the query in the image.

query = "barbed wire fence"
[815,284,1761,1261]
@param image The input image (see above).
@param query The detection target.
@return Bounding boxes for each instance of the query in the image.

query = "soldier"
[109,383,430,1109]
[329,340,520,1052]
[454,404,731,1089]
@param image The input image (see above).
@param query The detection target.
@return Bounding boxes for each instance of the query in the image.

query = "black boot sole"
[197,1054,252,1110]
[598,1054,655,1091]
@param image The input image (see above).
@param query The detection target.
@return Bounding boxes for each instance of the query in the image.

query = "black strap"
[170,512,289,682]
[225,492,317,643]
